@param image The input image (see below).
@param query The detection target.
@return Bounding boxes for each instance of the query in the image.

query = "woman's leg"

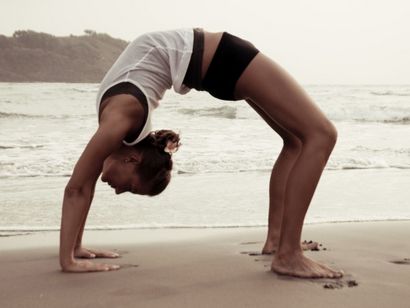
[245,99,302,254]
[235,52,342,278]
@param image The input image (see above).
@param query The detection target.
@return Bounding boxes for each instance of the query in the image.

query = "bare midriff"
[201,30,223,80]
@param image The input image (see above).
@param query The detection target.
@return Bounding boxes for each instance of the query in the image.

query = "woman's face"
[101,152,147,195]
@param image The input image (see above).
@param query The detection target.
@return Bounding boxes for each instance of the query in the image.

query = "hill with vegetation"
[0,30,128,82]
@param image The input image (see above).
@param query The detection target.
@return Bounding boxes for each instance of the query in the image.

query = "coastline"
[1,220,410,307]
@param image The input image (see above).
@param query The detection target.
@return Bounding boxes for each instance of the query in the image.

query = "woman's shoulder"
[133,27,195,44]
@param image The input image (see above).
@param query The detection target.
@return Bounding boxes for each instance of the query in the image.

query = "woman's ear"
[126,152,142,165]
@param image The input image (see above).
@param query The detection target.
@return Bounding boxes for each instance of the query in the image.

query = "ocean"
[1,83,409,232]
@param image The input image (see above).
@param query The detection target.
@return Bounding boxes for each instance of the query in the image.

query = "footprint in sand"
[389,258,410,265]
[272,272,359,289]
[239,251,273,266]
[240,251,273,265]
[118,264,139,269]
[323,279,359,289]
[320,272,359,290]
[302,240,329,251]
[240,241,263,245]
[240,251,267,256]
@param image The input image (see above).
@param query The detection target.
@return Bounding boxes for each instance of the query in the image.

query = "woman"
[60,27,343,279]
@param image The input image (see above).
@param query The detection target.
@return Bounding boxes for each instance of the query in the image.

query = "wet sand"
[1,221,410,307]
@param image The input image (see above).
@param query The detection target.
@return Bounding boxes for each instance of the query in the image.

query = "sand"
[1,221,410,308]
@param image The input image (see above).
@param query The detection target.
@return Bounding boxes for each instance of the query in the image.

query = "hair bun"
[149,130,181,154]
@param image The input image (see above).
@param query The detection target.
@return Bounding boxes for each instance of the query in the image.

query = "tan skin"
[60,94,149,272]
[234,54,342,278]
[60,30,342,278]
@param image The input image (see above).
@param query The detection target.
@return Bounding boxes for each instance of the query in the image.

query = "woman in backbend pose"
[60,27,343,279]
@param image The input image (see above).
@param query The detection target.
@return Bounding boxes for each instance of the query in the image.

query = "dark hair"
[134,130,180,196]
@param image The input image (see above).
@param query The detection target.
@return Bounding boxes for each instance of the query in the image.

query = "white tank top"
[96,28,195,145]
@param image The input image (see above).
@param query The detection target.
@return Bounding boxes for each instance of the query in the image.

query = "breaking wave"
[178,106,237,119]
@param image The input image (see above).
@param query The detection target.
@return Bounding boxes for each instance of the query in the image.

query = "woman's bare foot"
[74,247,120,259]
[62,259,120,273]
[271,252,343,279]
[262,240,319,254]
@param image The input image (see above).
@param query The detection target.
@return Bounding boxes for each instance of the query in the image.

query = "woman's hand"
[74,247,120,259]
[61,259,120,273]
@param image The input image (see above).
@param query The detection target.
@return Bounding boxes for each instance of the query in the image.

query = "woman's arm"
[75,183,95,251]
[59,101,138,272]
[73,183,120,259]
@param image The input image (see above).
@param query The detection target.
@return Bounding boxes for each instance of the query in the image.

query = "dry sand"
[1,221,410,308]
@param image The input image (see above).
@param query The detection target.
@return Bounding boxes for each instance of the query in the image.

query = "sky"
[1,0,409,84]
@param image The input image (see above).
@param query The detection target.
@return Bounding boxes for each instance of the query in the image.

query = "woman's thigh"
[245,98,301,147]
[235,52,334,140]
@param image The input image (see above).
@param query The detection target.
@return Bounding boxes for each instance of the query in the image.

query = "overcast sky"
[1,0,409,84]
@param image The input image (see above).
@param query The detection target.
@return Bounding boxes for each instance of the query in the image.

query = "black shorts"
[183,28,260,101]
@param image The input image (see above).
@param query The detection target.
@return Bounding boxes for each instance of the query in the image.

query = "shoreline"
[1,220,410,307]
[2,217,410,235]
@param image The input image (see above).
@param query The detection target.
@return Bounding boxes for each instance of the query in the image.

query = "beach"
[1,0,410,304]
[1,221,410,308]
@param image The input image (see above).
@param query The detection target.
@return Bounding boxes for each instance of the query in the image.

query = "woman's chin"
[115,187,125,195]
[101,173,108,183]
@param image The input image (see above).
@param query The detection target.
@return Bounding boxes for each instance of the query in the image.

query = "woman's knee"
[305,121,338,153]
[322,121,338,148]
[282,136,303,155]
